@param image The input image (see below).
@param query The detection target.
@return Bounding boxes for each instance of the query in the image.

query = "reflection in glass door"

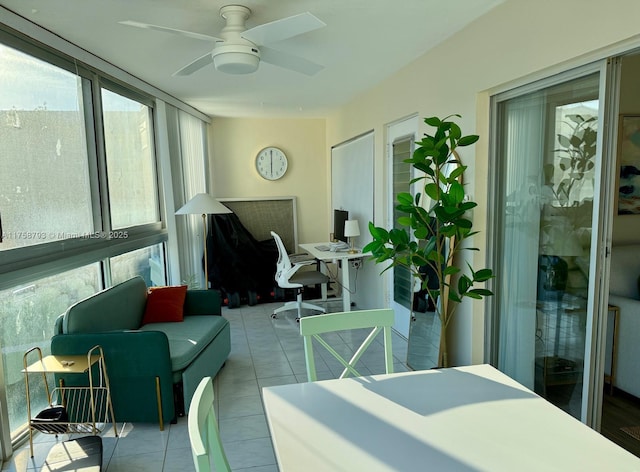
[493,72,600,419]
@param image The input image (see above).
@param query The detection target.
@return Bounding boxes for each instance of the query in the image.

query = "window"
[102,88,159,229]
[392,137,413,310]
[0,22,209,449]
[0,32,170,448]
[0,43,93,251]
[110,244,166,287]
[0,264,101,435]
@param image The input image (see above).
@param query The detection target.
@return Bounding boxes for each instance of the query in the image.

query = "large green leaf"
[414,226,428,239]
[474,268,494,282]
[424,183,440,200]
[397,216,412,226]
[397,192,414,205]
[413,162,433,176]
[424,116,441,127]
[443,266,461,276]
[448,165,465,181]
[389,228,409,245]
[458,135,479,146]
[449,181,464,204]
[368,224,389,241]
[460,201,477,212]
[449,122,462,140]
[469,288,493,297]
[457,275,471,294]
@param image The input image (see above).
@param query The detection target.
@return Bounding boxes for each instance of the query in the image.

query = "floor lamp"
[175,193,231,289]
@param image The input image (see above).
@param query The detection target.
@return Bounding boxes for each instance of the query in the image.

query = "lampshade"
[344,219,360,238]
[175,193,232,215]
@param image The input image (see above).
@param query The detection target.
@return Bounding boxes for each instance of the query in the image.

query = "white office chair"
[188,377,231,472]
[299,308,395,382]
[271,231,329,321]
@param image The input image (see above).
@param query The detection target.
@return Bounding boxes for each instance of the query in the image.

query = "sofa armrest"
[184,289,221,316]
[53,313,64,335]
[608,295,640,398]
[50,331,175,425]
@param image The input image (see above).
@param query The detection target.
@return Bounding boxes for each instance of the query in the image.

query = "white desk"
[263,364,640,471]
[299,243,364,312]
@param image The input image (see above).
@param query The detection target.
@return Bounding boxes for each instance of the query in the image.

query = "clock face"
[256,147,288,180]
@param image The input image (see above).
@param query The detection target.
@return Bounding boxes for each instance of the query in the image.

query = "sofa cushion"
[142,285,188,324]
[63,277,147,334]
[139,315,228,372]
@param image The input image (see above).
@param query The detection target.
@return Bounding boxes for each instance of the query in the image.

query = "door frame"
[585,55,621,429]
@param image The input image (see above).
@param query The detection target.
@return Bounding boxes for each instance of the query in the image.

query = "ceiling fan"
[120,4,326,76]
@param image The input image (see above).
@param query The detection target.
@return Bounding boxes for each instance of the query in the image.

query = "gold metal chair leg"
[155,376,164,431]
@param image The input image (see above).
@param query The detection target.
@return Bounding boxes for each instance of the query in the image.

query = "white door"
[386,115,418,337]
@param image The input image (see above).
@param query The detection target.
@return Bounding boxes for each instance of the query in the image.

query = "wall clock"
[255,147,288,180]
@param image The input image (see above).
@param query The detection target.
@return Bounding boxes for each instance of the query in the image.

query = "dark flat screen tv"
[333,209,349,243]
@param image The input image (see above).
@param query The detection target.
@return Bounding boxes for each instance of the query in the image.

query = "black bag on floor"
[31,405,69,434]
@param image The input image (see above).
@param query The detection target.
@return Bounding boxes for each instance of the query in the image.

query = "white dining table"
[262,364,640,471]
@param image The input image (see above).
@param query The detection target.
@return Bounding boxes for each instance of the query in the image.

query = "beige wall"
[207,0,640,365]
[207,118,327,245]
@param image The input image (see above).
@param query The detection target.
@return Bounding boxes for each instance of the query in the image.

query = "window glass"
[102,88,159,229]
[0,264,101,436]
[392,138,413,310]
[0,43,93,250]
[493,72,599,420]
[110,243,166,287]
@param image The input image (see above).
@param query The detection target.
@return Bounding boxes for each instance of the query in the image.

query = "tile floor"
[2,300,411,471]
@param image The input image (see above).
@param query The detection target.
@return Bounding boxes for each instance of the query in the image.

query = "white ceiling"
[0,0,502,118]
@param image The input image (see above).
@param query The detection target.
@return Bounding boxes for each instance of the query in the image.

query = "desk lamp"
[175,193,231,289]
[344,219,360,254]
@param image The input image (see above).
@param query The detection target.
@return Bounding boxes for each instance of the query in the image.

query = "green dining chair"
[188,377,231,472]
[299,308,395,382]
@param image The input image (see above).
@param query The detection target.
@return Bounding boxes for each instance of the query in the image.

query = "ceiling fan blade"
[241,12,325,46]
[173,52,214,76]
[260,46,323,76]
[119,20,221,42]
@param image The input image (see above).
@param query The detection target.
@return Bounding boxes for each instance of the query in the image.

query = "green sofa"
[50,276,231,428]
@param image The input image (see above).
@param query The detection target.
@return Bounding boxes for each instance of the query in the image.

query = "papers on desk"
[315,242,350,252]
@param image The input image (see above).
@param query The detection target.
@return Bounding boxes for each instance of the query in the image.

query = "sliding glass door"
[492,70,603,420]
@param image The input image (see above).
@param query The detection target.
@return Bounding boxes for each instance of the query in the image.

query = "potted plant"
[364,114,494,367]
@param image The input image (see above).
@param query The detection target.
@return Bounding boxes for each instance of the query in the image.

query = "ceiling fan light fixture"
[212,44,260,74]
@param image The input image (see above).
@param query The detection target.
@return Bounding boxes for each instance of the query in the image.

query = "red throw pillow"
[142,285,188,324]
